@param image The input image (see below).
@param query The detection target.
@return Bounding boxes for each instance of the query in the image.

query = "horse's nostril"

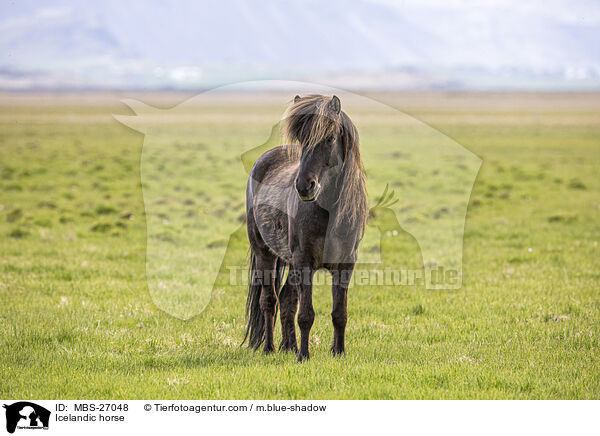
[309,180,316,190]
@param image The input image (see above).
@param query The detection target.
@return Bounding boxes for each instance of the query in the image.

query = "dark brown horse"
[244,94,368,361]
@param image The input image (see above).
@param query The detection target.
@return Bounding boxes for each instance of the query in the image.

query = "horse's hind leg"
[255,252,278,354]
[279,278,298,352]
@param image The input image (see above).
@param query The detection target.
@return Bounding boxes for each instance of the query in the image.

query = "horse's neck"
[320,179,354,233]
[317,178,342,214]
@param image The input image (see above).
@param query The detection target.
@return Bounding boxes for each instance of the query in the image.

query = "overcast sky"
[1,0,598,89]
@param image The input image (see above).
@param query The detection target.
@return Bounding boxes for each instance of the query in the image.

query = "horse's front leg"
[293,267,314,362]
[331,263,354,355]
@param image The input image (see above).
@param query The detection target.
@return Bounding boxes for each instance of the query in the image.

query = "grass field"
[0,91,599,399]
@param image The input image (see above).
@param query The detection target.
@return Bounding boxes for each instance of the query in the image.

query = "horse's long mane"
[283,95,368,237]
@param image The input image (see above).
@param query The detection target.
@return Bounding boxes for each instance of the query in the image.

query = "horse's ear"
[329,95,341,114]
[294,95,301,103]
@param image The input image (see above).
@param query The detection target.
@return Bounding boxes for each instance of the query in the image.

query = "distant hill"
[1,0,599,90]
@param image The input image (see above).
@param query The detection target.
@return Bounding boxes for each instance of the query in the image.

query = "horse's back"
[248,145,296,184]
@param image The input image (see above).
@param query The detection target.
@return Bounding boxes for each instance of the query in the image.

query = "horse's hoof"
[263,346,275,355]
[331,348,345,357]
[280,342,298,353]
[297,352,310,363]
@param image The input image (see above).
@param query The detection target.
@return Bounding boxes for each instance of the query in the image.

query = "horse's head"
[295,122,343,202]
[284,94,349,202]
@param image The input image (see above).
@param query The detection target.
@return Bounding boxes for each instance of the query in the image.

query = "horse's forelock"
[283,95,341,151]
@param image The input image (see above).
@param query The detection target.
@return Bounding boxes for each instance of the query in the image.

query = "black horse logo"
[3,402,50,434]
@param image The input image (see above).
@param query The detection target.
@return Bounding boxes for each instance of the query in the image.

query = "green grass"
[0,93,599,399]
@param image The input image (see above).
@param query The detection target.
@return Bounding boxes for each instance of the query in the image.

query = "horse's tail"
[243,251,287,349]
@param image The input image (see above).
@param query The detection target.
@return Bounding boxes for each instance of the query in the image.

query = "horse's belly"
[253,184,294,262]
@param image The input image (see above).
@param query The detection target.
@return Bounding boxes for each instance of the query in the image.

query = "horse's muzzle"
[295,178,320,202]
